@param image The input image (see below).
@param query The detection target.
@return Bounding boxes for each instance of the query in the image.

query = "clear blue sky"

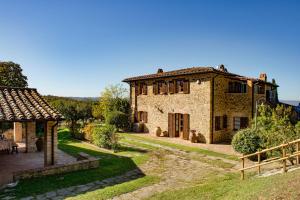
[0,0,299,100]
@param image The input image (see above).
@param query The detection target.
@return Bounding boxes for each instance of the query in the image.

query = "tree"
[0,61,28,87]
[44,96,94,138]
[93,84,130,120]
[106,110,130,131]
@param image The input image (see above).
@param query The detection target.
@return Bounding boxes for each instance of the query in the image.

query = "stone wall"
[213,75,271,143]
[2,129,14,140]
[26,122,37,153]
[13,156,99,181]
[131,73,213,143]
[14,122,23,142]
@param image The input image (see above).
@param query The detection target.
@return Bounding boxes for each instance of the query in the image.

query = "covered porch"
[0,146,76,186]
[0,87,64,186]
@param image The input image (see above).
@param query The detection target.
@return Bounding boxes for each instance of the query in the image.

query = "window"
[137,111,148,123]
[255,84,265,94]
[175,80,190,94]
[156,81,167,95]
[223,115,228,129]
[233,117,248,130]
[36,122,45,138]
[176,80,185,93]
[136,82,147,95]
[228,82,247,93]
[215,116,221,131]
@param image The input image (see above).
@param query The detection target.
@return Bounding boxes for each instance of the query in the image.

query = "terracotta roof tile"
[123,67,216,82]
[123,66,278,87]
[0,87,63,122]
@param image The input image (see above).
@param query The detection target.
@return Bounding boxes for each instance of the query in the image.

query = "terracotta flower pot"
[155,127,162,137]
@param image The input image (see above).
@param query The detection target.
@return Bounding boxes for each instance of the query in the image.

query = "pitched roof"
[123,66,278,86]
[0,87,63,122]
[123,67,216,82]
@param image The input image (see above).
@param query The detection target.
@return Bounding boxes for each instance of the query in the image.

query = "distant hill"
[280,100,300,106]
[43,95,98,102]
[68,97,98,101]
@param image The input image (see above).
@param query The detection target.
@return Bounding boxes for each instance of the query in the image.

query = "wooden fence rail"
[240,139,300,180]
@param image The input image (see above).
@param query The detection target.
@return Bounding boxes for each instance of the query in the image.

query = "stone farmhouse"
[123,65,279,144]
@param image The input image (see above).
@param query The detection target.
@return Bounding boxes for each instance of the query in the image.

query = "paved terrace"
[0,145,76,187]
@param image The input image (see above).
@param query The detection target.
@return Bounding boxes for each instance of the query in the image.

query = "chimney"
[157,68,163,74]
[259,73,267,82]
[218,64,228,72]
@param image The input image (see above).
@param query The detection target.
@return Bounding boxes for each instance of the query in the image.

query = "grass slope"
[5,129,151,199]
[67,176,159,200]
[147,169,300,200]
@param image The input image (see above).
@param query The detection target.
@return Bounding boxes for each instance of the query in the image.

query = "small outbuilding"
[0,86,63,166]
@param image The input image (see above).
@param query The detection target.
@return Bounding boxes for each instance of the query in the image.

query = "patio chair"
[11,142,18,154]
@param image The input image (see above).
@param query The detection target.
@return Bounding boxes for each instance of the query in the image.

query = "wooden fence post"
[297,142,300,165]
[258,151,261,175]
[241,155,245,180]
[282,146,287,173]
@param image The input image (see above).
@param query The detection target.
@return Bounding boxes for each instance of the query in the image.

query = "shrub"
[92,124,119,151]
[232,128,262,155]
[296,122,300,134]
[82,123,93,141]
[106,111,130,131]
[68,122,84,140]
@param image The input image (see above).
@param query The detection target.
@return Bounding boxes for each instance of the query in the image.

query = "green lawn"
[147,169,300,200]
[67,176,159,200]
[4,129,152,199]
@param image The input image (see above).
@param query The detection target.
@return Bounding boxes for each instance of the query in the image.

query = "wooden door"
[182,114,190,140]
[175,114,184,138]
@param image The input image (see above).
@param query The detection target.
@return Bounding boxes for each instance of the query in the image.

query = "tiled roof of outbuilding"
[0,87,63,122]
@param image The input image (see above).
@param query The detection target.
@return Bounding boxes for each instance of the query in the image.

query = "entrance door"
[168,113,190,139]
[175,113,183,138]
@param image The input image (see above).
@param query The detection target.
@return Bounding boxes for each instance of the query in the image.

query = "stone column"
[44,121,58,166]
[14,122,23,142]
[26,122,37,153]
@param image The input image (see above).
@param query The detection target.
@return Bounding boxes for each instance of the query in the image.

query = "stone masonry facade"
[124,66,278,144]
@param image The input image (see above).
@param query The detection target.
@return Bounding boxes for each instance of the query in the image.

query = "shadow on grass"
[2,130,147,199]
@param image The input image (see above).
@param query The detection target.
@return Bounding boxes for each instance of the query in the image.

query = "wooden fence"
[240,139,300,180]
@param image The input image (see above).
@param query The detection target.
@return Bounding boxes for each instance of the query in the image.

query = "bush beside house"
[92,124,119,151]
[232,104,300,162]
